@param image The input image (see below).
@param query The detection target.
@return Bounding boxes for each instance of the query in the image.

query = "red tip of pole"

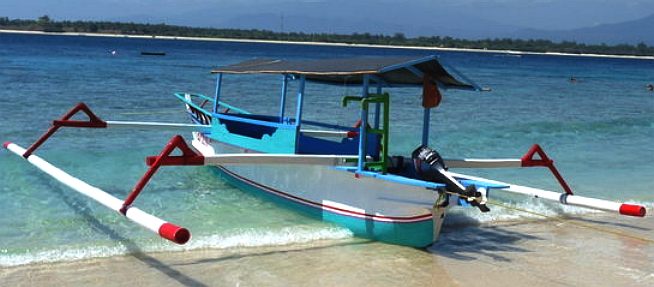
[158,222,191,244]
[619,204,646,217]
[3,141,11,149]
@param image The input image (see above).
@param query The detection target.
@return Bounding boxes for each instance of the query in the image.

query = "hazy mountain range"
[198,12,654,45]
[114,1,654,45]
[513,14,654,45]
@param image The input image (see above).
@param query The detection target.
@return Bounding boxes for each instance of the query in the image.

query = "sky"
[2,0,654,42]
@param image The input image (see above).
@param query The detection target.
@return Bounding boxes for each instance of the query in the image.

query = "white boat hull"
[191,132,447,247]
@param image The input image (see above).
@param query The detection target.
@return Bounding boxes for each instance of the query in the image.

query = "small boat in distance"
[3,55,647,247]
[141,51,166,56]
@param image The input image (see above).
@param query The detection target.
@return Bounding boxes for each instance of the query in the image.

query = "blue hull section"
[212,166,435,248]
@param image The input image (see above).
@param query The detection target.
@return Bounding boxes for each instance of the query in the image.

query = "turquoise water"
[1,33,653,266]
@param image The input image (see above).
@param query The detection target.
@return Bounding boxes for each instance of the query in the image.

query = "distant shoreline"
[2,29,654,60]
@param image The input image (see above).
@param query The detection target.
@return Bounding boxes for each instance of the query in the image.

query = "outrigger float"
[3,56,646,247]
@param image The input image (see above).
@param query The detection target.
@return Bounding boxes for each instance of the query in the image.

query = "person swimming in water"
[647,84,654,91]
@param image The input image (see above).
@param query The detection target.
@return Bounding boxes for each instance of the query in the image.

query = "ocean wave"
[0,225,352,267]
[2,199,650,267]
[500,116,654,138]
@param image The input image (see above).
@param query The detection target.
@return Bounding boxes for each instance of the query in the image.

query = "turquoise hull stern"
[212,166,435,248]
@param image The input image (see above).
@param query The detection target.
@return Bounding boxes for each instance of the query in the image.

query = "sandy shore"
[2,29,653,61]
[2,212,651,287]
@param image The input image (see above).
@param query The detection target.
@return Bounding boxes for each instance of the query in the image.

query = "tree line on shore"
[1,16,653,57]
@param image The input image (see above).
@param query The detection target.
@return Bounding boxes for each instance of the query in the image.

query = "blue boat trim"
[333,166,446,189]
[213,73,223,113]
[458,179,509,189]
[213,113,289,129]
[333,166,507,190]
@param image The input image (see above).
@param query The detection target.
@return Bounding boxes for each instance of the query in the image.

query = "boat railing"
[293,119,359,133]
[175,92,251,115]
[214,113,289,129]
[176,92,376,155]
[176,93,213,125]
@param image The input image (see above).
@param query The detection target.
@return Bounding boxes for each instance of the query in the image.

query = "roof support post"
[374,83,382,129]
[279,74,288,123]
[212,73,223,113]
[357,75,370,172]
[294,75,306,127]
[422,108,431,146]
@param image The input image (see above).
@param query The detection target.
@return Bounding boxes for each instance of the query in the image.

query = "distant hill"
[213,12,518,40]
[3,16,652,57]
[162,2,652,45]
[514,14,654,45]
[168,1,521,41]
[188,9,653,46]
[5,0,654,45]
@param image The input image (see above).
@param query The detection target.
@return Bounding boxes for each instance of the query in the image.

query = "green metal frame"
[342,93,390,173]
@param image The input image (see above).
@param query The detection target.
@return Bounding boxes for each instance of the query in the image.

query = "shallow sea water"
[0,33,653,270]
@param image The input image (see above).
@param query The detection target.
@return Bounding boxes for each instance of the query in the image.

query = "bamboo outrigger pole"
[443,144,645,217]
[3,101,645,248]
[3,141,191,244]
[3,103,191,244]
[4,102,365,245]
[448,171,646,217]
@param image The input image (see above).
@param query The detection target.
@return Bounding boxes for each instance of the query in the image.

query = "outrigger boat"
[3,55,646,247]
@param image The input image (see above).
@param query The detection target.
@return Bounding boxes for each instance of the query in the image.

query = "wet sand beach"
[2,212,651,287]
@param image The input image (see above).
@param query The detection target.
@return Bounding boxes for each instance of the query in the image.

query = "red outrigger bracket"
[521,144,574,195]
[19,102,203,216]
[23,103,107,158]
[120,135,204,214]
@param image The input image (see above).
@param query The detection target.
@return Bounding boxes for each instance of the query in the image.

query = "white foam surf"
[0,225,352,267]
[446,198,652,225]
[2,199,649,267]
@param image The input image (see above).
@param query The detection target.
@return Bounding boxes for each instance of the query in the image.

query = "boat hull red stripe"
[218,166,433,223]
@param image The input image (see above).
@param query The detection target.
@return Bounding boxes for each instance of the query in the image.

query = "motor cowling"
[412,145,490,212]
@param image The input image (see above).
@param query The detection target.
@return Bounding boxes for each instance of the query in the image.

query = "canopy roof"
[212,55,478,90]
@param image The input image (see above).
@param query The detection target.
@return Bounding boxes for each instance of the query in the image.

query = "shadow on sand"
[49,181,209,287]
[180,239,375,266]
[428,213,542,262]
[563,214,652,232]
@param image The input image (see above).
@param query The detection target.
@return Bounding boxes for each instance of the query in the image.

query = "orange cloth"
[422,75,442,108]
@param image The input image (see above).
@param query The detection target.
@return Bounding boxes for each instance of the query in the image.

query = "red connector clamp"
[120,135,204,214]
[23,103,106,157]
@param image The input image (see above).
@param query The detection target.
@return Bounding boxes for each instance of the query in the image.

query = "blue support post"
[295,75,306,127]
[374,83,382,129]
[213,73,223,113]
[279,74,288,123]
[357,75,370,172]
[422,108,431,146]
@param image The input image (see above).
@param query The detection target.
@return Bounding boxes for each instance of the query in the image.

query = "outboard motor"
[412,145,490,212]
